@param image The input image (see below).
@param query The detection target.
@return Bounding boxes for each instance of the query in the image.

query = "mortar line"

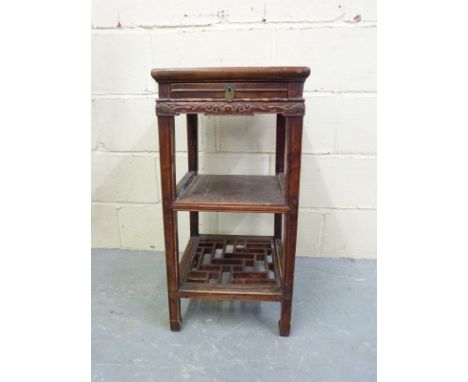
[91,150,376,158]
[92,201,160,206]
[91,21,377,32]
[115,205,124,248]
[302,206,376,212]
[316,213,326,257]
[92,201,375,212]
[91,93,157,99]
[91,100,103,152]
[333,95,341,152]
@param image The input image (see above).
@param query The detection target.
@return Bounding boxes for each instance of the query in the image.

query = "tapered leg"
[274,114,286,240]
[158,115,181,331]
[187,114,199,236]
[279,116,303,336]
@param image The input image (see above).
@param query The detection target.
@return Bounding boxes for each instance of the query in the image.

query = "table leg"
[274,114,286,241]
[158,115,181,331]
[187,114,199,236]
[279,116,303,337]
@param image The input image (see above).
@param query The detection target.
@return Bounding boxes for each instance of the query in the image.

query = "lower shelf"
[177,234,283,301]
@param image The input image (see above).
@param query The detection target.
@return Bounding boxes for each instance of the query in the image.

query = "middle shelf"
[173,173,289,213]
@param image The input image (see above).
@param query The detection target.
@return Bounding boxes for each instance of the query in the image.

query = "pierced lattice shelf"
[179,234,283,299]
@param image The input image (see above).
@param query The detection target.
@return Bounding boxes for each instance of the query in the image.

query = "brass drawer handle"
[224,84,235,102]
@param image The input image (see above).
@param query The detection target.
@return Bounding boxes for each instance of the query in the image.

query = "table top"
[151,66,310,82]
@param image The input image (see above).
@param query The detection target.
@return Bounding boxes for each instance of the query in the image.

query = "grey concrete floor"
[92,249,376,382]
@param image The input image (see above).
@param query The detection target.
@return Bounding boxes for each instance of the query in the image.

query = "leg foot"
[279,299,292,336]
[169,320,181,331]
[278,320,291,337]
[168,297,182,332]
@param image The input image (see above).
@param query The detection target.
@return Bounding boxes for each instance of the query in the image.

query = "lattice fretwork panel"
[184,237,278,285]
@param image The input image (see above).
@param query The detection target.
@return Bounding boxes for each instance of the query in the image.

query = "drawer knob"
[224,84,235,102]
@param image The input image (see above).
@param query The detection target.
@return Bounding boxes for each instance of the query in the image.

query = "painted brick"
[91,100,99,150]
[177,210,190,250]
[151,28,273,69]
[321,210,376,258]
[93,98,218,153]
[214,1,264,23]
[173,115,188,152]
[303,95,339,154]
[211,1,345,23]
[268,154,277,175]
[223,96,340,157]
[92,0,347,27]
[218,213,273,236]
[94,99,183,152]
[300,156,376,208]
[264,0,345,23]
[173,115,217,153]
[296,210,323,257]
[91,4,377,258]
[198,116,218,153]
[91,204,120,248]
[94,98,217,153]
[347,0,377,22]
[92,0,217,28]
[274,27,376,92]
[178,211,218,246]
[92,153,159,202]
[173,153,189,182]
[216,115,276,153]
[118,204,164,250]
[92,31,151,94]
[336,95,376,153]
[199,153,271,175]
[118,205,218,251]
[94,97,156,151]
[218,210,323,257]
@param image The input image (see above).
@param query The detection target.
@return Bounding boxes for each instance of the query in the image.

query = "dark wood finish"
[279,116,303,337]
[153,67,309,336]
[156,101,304,117]
[274,114,286,240]
[175,170,196,197]
[157,115,181,331]
[152,67,310,82]
[171,82,289,100]
[174,174,289,213]
[177,234,283,301]
[186,114,199,237]
[180,234,280,286]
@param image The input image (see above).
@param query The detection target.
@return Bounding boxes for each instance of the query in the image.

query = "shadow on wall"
[197,114,344,260]
[92,108,348,257]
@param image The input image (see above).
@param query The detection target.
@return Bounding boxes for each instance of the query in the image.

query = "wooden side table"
[151,67,310,336]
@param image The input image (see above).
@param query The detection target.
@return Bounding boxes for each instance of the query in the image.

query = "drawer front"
[170,82,288,101]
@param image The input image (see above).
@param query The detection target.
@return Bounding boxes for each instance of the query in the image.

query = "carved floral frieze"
[156,101,305,116]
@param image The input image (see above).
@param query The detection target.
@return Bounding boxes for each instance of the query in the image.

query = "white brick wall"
[91,1,376,258]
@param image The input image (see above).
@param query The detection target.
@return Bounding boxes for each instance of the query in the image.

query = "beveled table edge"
[151,66,311,82]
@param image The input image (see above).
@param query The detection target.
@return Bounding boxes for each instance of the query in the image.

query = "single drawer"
[170,82,289,101]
